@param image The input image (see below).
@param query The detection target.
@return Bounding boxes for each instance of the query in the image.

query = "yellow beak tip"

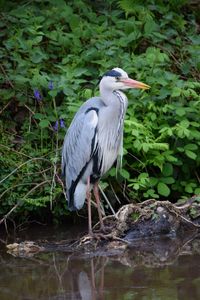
[142,84,151,90]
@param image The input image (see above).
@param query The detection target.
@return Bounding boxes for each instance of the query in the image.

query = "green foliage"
[0,0,199,223]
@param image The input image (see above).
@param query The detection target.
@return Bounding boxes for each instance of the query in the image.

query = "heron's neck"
[100,87,126,106]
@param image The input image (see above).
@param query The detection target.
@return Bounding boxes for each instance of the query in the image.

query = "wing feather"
[62,109,98,209]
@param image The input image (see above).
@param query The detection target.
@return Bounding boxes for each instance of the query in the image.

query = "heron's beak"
[121,78,150,90]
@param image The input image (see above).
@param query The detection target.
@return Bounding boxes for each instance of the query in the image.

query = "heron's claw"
[91,232,112,241]
[94,224,112,235]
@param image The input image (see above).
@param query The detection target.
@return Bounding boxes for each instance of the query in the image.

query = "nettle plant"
[0,0,200,223]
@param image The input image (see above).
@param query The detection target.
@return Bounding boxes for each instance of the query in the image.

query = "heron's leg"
[93,182,105,231]
[86,177,93,235]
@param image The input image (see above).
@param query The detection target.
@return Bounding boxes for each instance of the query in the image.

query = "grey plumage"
[62,94,127,211]
[62,67,149,218]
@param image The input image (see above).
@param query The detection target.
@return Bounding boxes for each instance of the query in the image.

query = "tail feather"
[67,181,87,211]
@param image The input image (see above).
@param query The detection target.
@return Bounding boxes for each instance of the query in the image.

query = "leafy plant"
[0,0,199,224]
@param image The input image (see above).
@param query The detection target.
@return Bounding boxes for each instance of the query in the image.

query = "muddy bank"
[6,196,200,258]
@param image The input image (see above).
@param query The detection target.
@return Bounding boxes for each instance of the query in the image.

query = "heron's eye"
[115,76,120,81]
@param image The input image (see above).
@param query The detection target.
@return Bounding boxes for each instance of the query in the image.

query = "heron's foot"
[94,232,112,241]
[87,230,112,241]
[94,224,113,235]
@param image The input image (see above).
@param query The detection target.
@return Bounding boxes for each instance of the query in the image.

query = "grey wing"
[62,109,98,208]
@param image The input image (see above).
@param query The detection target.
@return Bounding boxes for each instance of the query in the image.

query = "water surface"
[0,225,199,300]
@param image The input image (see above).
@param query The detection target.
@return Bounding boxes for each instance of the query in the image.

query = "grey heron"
[62,67,150,235]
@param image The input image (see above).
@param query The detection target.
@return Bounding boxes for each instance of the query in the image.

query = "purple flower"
[33,89,42,101]
[53,119,65,131]
[53,120,59,131]
[60,119,65,128]
[48,81,54,90]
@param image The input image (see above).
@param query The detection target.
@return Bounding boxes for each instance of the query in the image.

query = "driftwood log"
[6,196,200,258]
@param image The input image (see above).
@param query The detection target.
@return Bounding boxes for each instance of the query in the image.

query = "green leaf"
[83,88,93,99]
[176,107,186,116]
[69,15,79,31]
[180,120,190,128]
[185,184,194,193]
[194,187,200,195]
[165,154,178,162]
[185,150,197,160]
[157,182,170,197]
[144,189,159,199]
[108,168,116,177]
[142,143,149,152]
[184,144,198,151]
[39,119,50,128]
[162,163,173,176]
[133,183,140,190]
[175,120,190,138]
[119,169,130,180]
[34,113,45,120]
[149,177,158,186]
[144,19,157,35]
[48,90,58,97]
[161,177,175,184]
[171,87,181,97]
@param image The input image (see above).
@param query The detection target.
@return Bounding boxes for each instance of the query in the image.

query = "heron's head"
[100,67,150,91]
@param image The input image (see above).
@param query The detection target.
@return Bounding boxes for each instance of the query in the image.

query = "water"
[0,225,200,300]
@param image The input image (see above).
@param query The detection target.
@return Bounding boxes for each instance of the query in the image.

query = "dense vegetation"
[0,0,200,224]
